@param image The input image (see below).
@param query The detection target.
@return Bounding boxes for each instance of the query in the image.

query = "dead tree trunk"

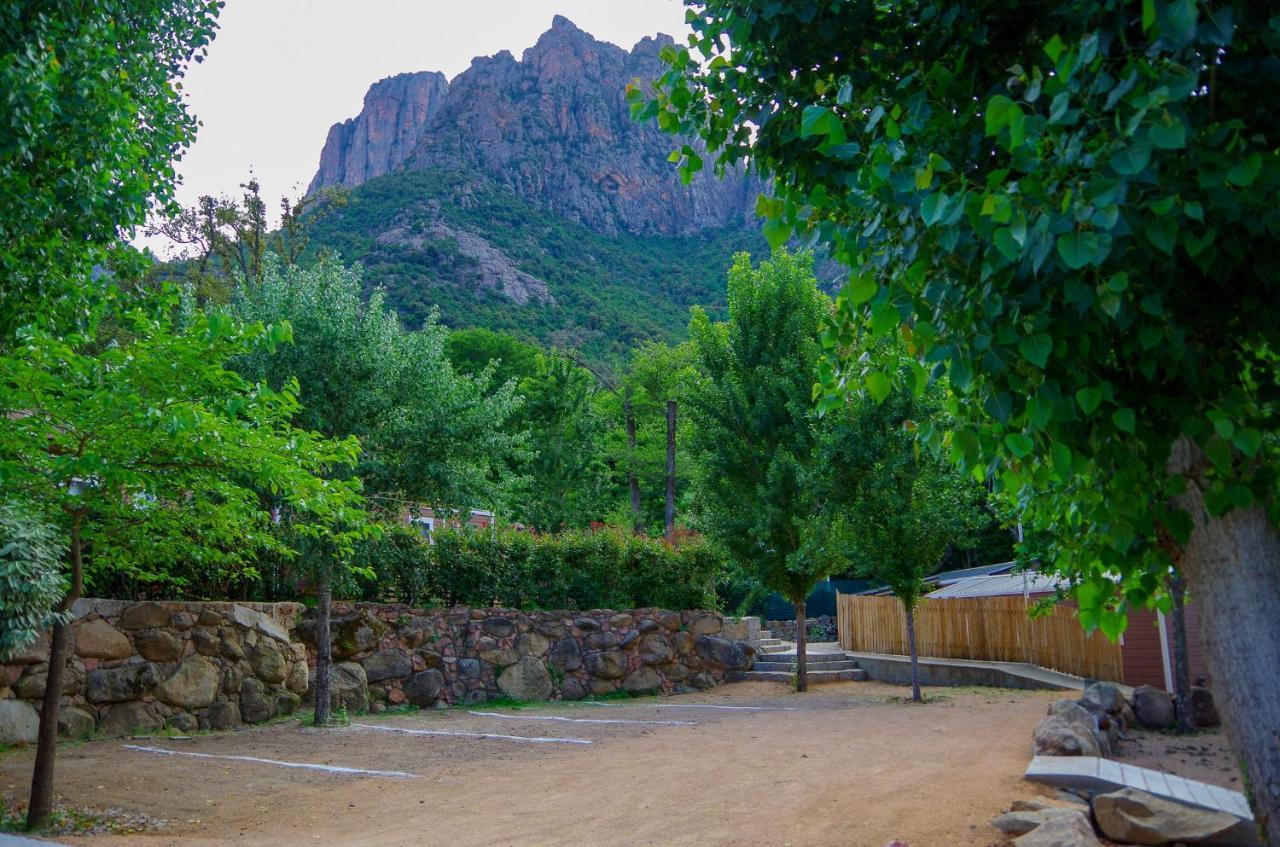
[664,400,676,539]
[312,564,333,726]
[27,511,84,830]
[625,388,642,534]
[795,598,808,692]
[905,603,923,703]
[1169,569,1194,734]
[1170,437,1280,845]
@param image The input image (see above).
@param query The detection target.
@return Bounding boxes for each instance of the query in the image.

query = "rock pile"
[0,600,307,743]
[1032,681,1222,759]
[996,791,1259,846]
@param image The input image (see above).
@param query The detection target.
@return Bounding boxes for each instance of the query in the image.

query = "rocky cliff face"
[308,16,757,237]
[308,70,449,194]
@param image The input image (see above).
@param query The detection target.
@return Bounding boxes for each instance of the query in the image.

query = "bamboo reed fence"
[835,593,1124,682]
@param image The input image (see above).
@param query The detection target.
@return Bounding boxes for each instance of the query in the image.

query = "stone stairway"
[743,649,868,683]
[755,629,789,654]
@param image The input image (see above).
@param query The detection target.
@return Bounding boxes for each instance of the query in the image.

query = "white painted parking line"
[123,744,418,778]
[351,723,592,745]
[580,701,795,712]
[467,710,694,726]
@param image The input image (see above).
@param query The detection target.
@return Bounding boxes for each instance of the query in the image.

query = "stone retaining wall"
[0,600,758,743]
[300,604,757,713]
[0,600,307,745]
[766,615,837,643]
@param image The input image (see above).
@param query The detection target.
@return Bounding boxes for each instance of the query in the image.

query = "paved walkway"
[1025,755,1253,821]
[845,651,1132,693]
[0,833,65,846]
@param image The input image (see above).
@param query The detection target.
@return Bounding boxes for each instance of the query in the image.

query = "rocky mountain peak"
[307,18,757,237]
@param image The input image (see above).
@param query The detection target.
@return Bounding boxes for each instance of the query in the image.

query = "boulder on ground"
[497,656,553,701]
[1079,682,1126,718]
[621,666,662,693]
[0,699,40,744]
[166,711,199,734]
[1033,714,1103,757]
[156,656,220,710]
[1092,787,1256,846]
[1191,686,1220,727]
[74,618,133,659]
[403,669,445,707]
[206,698,241,730]
[1013,809,1101,846]
[1131,685,1176,730]
[994,807,1086,837]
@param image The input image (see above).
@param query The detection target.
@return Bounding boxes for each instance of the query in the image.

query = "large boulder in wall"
[497,656,553,701]
[1032,715,1103,757]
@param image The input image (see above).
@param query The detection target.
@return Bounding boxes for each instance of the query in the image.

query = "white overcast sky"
[145,1,690,252]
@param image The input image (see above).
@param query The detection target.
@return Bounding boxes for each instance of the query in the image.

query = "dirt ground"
[0,680,1242,847]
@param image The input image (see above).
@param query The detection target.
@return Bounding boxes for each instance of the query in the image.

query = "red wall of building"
[1121,604,1210,689]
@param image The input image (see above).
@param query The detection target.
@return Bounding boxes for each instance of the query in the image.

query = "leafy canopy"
[638,0,1280,634]
[685,250,843,603]
[0,0,221,338]
[0,286,366,594]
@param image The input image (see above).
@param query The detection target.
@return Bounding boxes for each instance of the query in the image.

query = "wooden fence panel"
[835,593,1123,682]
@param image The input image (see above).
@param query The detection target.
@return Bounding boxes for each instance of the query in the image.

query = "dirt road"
[2,682,1069,846]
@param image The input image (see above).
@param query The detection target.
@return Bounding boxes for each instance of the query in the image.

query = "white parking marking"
[351,723,592,745]
[580,702,795,711]
[123,744,418,778]
[467,710,694,726]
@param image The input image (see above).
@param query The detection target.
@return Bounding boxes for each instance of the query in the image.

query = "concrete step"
[758,644,790,654]
[757,638,783,646]
[758,630,773,639]
[741,668,868,683]
[759,653,853,665]
[754,659,861,672]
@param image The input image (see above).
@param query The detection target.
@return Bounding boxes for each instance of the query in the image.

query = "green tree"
[640,3,1280,831]
[686,251,843,690]
[232,257,522,721]
[822,347,984,702]
[0,286,364,828]
[0,504,67,661]
[0,0,220,339]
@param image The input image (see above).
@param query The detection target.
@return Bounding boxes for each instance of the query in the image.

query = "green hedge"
[361,525,719,611]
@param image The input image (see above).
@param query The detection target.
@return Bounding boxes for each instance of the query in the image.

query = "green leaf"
[1044,35,1065,63]
[1018,333,1053,369]
[1232,427,1263,457]
[1227,153,1262,187]
[1146,217,1177,255]
[1005,433,1035,458]
[920,192,950,227]
[847,273,877,305]
[1076,387,1103,415]
[1111,140,1152,176]
[870,300,899,335]
[1142,0,1156,31]
[1148,116,1186,150]
[984,95,1018,137]
[1050,442,1073,480]
[994,227,1021,261]
[865,371,891,403]
[800,105,832,138]
[1111,408,1136,433]
[762,217,791,250]
[1056,231,1100,269]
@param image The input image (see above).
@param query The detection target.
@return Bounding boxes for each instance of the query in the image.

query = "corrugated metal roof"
[926,561,1018,586]
[925,572,1066,599]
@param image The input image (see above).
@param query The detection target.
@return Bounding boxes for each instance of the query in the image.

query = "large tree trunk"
[905,603,922,703]
[795,599,808,692]
[625,389,642,534]
[1169,569,1194,734]
[27,512,83,831]
[1171,438,1280,845]
[664,400,676,539]
[312,565,333,726]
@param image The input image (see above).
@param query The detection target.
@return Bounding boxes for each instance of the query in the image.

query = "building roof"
[925,571,1066,599]
[926,561,1018,586]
